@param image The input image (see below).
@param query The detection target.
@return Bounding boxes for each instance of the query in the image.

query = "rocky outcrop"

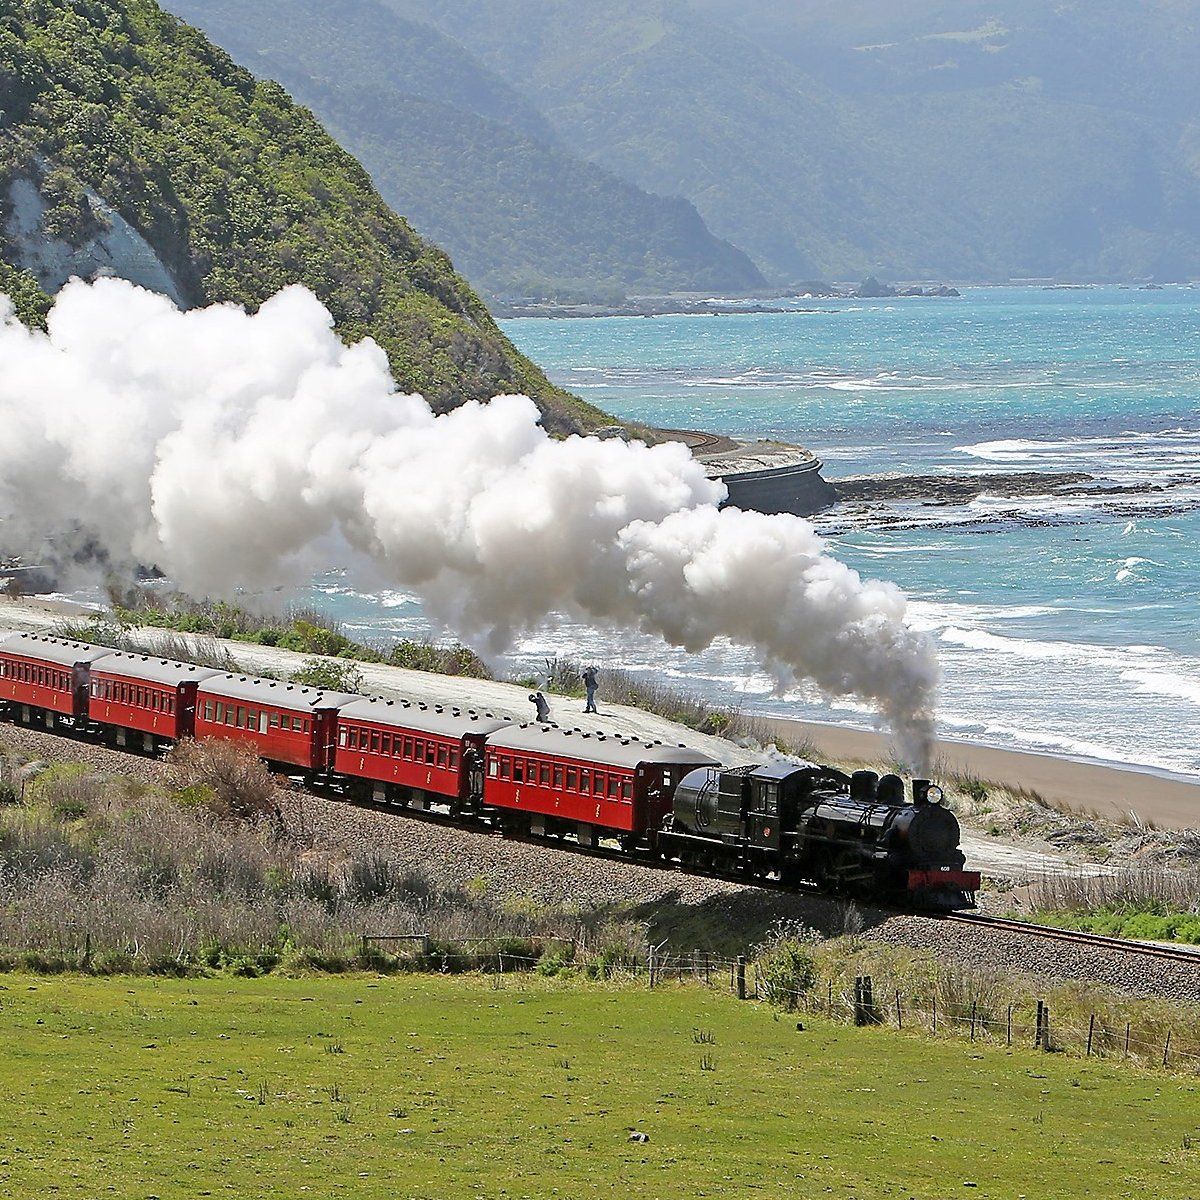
[5,173,186,304]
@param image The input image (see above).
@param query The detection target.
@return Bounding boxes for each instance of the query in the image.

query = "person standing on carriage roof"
[582,666,600,714]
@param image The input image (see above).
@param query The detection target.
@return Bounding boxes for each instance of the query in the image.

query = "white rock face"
[5,175,185,305]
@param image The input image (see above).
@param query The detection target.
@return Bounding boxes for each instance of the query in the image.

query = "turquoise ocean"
[308,288,1200,778]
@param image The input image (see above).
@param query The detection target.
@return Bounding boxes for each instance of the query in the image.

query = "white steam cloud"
[0,280,939,762]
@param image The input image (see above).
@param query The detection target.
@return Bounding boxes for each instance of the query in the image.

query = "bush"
[166,739,284,825]
[289,658,365,694]
[754,920,818,1011]
[29,763,104,820]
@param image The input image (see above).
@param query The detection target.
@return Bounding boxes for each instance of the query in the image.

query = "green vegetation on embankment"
[0,973,1197,1199]
[0,0,603,430]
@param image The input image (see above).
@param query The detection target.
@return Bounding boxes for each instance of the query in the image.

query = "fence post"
[1006,1005,1013,1046]
[932,994,937,1035]
[970,1001,977,1041]
[736,955,746,1001]
[895,992,902,1030]
[360,934,369,960]
[648,944,656,989]
[854,976,876,1026]
[1086,1014,1095,1057]
[1163,1030,1172,1069]
[827,979,833,1014]
[1124,1023,1131,1058]
[1035,1001,1045,1049]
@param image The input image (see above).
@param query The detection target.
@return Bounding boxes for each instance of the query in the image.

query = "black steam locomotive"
[660,760,979,909]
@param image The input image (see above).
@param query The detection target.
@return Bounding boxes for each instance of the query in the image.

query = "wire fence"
[752,969,1200,1074]
[362,935,1200,1077]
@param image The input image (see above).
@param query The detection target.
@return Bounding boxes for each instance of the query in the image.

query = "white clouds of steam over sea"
[0,280,939,762]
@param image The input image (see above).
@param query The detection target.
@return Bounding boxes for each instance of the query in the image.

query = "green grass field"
[0,974,1197,1199]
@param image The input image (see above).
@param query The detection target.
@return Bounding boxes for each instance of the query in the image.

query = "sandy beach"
[767,716,1200,831]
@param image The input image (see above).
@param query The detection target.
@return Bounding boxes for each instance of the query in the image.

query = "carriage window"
[203,701,213,720]
[553,766,563,788]
[269,712,280,728]
[763,783,779,816]
[338,728,348,747]
[608,776,620,798]
[566,768,577,791]
[224,705,235,726]
[380,733,392,756]
[621,781,632,801]
[370,731,381,753]
[496,757,509,779]
[593,772,605,795]
[579,769,590,794]
[488,759,498,777]
[539,763,551,786]
[449,748,459,769]
[437,745,448,768]
[512,761,524,782]
[259,712,269,733]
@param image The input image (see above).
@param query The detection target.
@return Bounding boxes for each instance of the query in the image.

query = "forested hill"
[0,0,604,431]
[166,0,765,298]
[392,0,1200,284]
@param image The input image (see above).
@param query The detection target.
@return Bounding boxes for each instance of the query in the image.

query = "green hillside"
[0,0,604,430]
[167,0,764,297]
[394,0,1200,283]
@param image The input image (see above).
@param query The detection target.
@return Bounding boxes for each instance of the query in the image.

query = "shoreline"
[767,716,1200,830]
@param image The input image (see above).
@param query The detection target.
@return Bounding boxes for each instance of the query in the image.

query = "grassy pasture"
[0,974,1197,1199]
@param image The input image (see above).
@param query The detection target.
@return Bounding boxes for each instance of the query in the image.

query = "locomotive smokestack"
[912,779,932,806]
[0,279,940,764]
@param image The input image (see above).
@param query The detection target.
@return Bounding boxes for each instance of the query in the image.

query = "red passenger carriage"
[194,675,359,771]
[0,633,110,728]
[483,724,718,846]
[334,696,511,811]
[89,652,220,751]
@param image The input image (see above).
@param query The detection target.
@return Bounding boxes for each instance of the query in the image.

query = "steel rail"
[936,911,1200,965]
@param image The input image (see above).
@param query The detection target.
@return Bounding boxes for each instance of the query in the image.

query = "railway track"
[937,911,1200,966]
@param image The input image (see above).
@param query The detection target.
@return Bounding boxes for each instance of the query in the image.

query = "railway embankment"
[2,717,1198,1002]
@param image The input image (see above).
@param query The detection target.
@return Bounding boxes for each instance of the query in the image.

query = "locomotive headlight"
[927,784,944,805]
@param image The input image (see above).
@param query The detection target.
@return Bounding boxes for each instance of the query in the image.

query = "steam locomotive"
[0,632,979,909]
[663,762,976,907]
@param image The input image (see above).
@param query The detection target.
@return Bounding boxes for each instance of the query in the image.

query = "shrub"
[166,739,284,825]
[289,658,365,694]
[754,920,818,1011]
[28,763,104,820]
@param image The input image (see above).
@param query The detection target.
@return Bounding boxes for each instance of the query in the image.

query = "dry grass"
[0,746,645,977]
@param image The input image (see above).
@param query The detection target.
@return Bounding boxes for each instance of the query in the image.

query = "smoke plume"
[0,280,939,763]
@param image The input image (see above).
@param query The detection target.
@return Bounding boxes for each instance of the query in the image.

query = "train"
[0,632,980,908]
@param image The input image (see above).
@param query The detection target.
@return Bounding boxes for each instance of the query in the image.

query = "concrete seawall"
[716,456,837,517]
[692,438,838,518]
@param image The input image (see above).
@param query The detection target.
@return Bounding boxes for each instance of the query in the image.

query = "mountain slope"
[394,0,1200,282]
[169,0,764,297]
[0,0,603,430]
